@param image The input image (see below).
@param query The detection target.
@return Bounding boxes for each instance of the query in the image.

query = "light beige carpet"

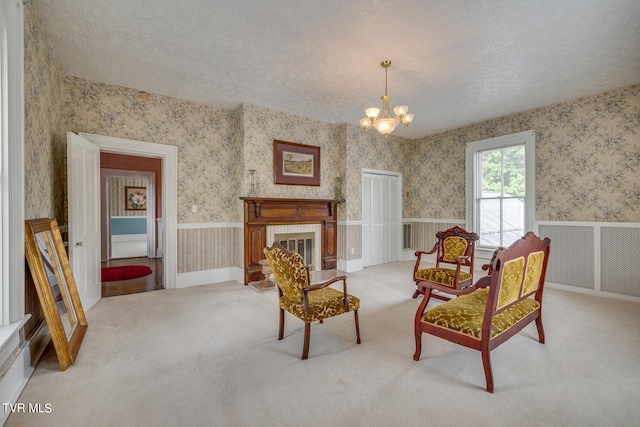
[6,261,640,426]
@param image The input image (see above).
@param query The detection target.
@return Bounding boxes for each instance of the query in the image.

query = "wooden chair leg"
[412,282,424,299]
[354,311,361,344]
[481,346,494,393]
[301,322,311,360]
[535,315,545,344]
[413,289,431,361]
[278,308,285,340]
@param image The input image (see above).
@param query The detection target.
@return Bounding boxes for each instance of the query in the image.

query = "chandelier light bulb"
[372,118,400,135]
[393,105,408,117]
[402,113,414,127]
[365,108,380,119]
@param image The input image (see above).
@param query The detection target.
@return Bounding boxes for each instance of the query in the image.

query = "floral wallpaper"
[108,177,148,217]
[344,126,411,221]
[23,3,65,221]
[24,2,640,276]
[63,76,243,223]
[406,85,640,222]
[241,104,346,204]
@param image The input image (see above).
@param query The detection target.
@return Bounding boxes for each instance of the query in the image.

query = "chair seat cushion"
[415,267,472,288]
[280,287,360,323]
[421,288,540,340]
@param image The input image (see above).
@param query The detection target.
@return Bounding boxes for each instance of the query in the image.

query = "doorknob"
[76,241,84,246]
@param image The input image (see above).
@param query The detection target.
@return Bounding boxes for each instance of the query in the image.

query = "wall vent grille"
[538,225,594,290]
[403,223,412,250]
[601,227,640,297]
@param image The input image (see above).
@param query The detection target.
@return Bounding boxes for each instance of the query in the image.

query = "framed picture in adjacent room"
[125,186,147,210]
[273,140,320,186]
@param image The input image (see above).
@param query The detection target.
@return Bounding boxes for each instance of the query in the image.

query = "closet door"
[362,171,401,267]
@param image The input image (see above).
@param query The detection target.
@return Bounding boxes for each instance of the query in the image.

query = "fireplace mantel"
[241,197,343,284]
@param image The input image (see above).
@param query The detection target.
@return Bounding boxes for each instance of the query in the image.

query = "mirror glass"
[35,230,78,339]
[25,218,88,371]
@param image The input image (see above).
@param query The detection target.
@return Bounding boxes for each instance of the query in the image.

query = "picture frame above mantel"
[273,140,320,186]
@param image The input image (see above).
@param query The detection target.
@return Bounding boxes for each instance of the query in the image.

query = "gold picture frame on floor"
[24,218,88,371]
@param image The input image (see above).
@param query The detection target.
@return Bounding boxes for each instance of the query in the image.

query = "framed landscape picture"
[125,186,147,210]
[273,140,320,186]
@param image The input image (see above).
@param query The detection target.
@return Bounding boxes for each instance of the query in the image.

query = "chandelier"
[360,60,414,136]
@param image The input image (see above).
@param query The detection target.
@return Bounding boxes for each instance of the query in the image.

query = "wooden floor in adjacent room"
[101,257,164,297]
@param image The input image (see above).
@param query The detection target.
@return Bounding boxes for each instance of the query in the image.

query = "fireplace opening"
[267,223,322,273]
[274,232,315,271]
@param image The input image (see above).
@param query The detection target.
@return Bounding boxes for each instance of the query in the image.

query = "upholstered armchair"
[413,231,551,392]
[263,242,361,360]
[412,226,479,302]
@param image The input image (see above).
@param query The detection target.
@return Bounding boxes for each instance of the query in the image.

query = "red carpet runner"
[101,265,153,282]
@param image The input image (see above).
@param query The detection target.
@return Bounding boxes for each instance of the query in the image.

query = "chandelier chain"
[384,66,388,96]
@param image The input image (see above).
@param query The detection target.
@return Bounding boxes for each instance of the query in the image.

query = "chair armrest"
[482,263,494,275]
[474,275,491,288]
[303,276,348,312]
[456,255,471,264]
[415,242,439,258]
[414,243,440,278]
[446,255,472,287]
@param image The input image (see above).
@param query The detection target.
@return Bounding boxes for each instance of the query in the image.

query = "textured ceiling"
[34,0,640,139]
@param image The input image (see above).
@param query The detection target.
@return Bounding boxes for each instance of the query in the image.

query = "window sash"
[466,130,536,251]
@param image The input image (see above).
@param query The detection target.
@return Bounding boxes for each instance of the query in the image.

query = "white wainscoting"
[406,219,640,302]
[538,221,640,302]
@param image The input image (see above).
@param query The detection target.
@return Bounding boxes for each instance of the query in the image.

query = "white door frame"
[101,169,156,261]
[362,168,403,267]
[80,133,177,290]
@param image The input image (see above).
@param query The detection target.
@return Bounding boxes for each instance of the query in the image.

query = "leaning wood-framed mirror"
[25,218,88,371]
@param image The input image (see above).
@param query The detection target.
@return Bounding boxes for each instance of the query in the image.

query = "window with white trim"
[1,0,25,326]
[1,0,8,322]
[466,130,535,249]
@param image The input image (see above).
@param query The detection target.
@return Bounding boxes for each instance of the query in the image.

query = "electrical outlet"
[191,205,198,213]
[351,247,355,255]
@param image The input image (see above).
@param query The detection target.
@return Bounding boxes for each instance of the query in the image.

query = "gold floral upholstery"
[523,251,545,295]
[413,226,479,300]
[497,256,525,309]
[279,288,360,323]
[263,244,309,301]
[421,288,540,340]
[415,268,472,288]
[442,236,469,262]
[413,231,551,393]
[263,242,361,359]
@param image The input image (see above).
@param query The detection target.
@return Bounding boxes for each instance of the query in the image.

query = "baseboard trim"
[0,345,32,424]
[338,258,364,273]
[0,321,49,425]
[176,267,244,288]
[401,250,416,262]
[546,281,640,303]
